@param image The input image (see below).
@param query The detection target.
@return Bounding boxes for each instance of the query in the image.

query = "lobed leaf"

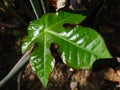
[22,10,112,87]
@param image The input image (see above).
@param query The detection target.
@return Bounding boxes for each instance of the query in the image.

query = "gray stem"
[0,45,34,88]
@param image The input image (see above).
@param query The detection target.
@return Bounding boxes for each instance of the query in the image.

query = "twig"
[29,0,42,19]
[0,45,34,88]
[17,71,22,90]
[40,0,47,14]
[0,22,16,28]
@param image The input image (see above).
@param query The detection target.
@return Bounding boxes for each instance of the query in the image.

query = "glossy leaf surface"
[22,10,112,87]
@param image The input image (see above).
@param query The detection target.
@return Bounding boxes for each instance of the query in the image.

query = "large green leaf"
[22,10,112,87]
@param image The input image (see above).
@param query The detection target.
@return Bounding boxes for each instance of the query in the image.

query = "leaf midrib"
[44,29,47,80]
[29,14,84,47]
[47,30,98,57]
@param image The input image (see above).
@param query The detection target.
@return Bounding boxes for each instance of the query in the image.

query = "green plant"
[0,0,112,88]
[22,10,112,87]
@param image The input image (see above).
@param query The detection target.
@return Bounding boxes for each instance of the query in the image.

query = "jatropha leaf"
[22,10,112,87]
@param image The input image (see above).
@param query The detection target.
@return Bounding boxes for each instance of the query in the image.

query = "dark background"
[0,0,120,90]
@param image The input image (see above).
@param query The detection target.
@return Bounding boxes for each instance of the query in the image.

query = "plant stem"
[0,45,34,88]
[40,0,47,14]
[29,0,42,19]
